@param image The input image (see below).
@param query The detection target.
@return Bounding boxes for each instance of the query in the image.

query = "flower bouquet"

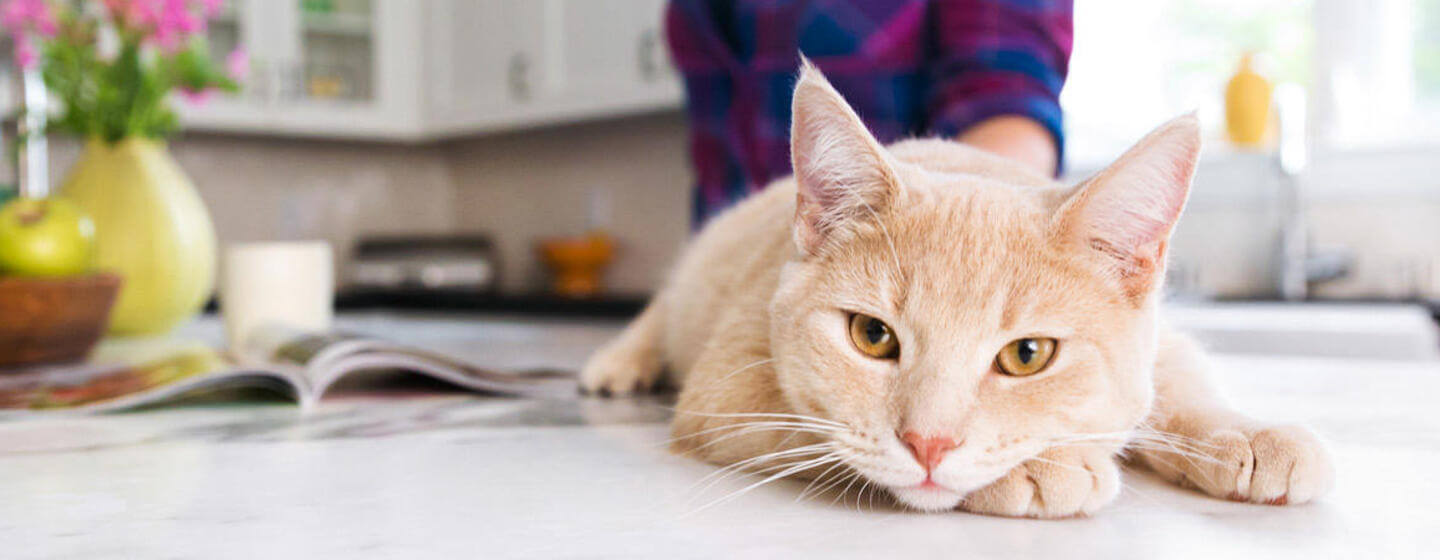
[0,0,247,334]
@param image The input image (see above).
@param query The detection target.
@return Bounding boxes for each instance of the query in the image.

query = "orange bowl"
[0,274,121,369]
[538,234,615,298]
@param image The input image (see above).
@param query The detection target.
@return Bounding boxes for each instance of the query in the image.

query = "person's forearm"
[956,115,1058,176]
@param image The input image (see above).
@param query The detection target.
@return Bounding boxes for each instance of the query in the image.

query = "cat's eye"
[995,338,1058,376]
[848,313,899,360]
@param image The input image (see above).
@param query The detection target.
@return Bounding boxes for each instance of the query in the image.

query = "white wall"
[446,113,692,294]
[25,112,693,297]
[21,112,1436,301]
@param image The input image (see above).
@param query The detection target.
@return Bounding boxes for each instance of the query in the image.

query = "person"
[666,0,1072,225]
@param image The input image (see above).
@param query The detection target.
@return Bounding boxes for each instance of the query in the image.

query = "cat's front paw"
[1147,424,1333,505]
[958,445,1121,519]
[579,338,663,397]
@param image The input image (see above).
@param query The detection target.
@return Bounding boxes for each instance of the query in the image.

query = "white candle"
[222,241,334,351]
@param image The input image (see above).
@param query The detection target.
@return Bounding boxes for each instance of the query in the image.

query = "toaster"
[348,235,499,291]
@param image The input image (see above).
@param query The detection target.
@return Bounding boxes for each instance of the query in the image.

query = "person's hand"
[957,115,1058,176]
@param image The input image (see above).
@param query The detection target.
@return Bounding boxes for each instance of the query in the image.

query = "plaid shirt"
[667,0,1073,224]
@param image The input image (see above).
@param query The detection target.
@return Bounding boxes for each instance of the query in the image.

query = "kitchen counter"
[1,312,1436,559]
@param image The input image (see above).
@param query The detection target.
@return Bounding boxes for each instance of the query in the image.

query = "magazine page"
[240,325,391,380]
[243,324,577,401]
[309,350,577,401]
[0,340,308,416]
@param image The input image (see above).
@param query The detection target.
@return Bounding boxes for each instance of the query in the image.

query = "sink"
[1162,302,1440,361]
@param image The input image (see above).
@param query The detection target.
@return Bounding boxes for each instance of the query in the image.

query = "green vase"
[59,138,217,335]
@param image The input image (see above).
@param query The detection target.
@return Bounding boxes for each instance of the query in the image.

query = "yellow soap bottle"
[1224,53,1274,148]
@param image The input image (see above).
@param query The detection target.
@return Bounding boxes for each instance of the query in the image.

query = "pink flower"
[103,0,157,32]
[1,0,56,69]
[177,86,214,105]
[150,0,199,52]
[11,34,35,68]
[102,0,224,51]
[1,0,56,36]
[225,48,247,80]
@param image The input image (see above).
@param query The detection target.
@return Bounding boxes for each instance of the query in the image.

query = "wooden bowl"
[0,274,121,369]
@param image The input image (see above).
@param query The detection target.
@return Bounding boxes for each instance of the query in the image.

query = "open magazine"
[0,327,577,415]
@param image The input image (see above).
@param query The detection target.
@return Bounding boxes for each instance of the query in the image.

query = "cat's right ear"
[790,58,901,255]
[1054,114,1200,300]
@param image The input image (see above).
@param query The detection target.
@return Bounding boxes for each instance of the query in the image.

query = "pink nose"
[902,432,959,473]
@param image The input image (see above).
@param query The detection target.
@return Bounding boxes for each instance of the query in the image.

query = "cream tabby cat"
[581,61,1333,517]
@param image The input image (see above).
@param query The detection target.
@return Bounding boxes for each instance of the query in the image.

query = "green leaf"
[28,10,247,142]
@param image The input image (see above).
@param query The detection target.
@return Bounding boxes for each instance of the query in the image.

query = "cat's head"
[768,61,1199,511]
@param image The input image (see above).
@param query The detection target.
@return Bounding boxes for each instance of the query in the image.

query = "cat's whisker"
[1049,438,1226,469]
[1134,423,1231,453]
[795,458,853,503]
[683,453,843,516]
[659,420,840,448]
[855,478,874,513]
[683,443,843,506]
[1044,427,1230,471]
[687,442,833,493]
[675,424,840,458]
[686,443,829,488]
[806,465,864,504]
[1127,430,1229,463]
[667,409,847,428]
[689,358,777,394]
[774,428,809,450]
[662,419,840,441]
[830,471,865,507]
[1127,441,1225,465]
[684,460,815,509]
[1120,440,1232,490]
[1137,451,1226,491]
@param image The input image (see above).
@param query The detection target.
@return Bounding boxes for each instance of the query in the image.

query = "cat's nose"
[901,432,959,473]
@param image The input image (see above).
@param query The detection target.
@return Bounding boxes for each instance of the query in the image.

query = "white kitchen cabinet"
[180,0,420,138]
[179,0,681,141]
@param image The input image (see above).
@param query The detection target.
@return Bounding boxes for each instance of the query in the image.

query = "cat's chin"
[889,484,965,512]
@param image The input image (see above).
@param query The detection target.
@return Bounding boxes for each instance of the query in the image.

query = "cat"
[580,60,1333,517]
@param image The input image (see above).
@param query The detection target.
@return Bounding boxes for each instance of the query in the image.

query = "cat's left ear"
[1054,114,1200,299]
[790,58,901,254]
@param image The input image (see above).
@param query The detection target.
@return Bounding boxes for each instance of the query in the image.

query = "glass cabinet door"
[294,0,375,104]
[204,0,261,101]
[206,1,243,61]
[186,0,272,129]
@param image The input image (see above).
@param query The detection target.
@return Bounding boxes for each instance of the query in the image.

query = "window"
[1063,0,1439,169]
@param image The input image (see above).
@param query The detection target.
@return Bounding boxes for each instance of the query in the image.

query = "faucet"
[16,67,48,198]
[1273,84,1351,301]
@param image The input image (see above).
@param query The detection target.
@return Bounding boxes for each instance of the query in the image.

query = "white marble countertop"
[1,312,1437,559]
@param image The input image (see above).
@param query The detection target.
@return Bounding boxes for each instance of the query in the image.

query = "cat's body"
[582,62,1333,517]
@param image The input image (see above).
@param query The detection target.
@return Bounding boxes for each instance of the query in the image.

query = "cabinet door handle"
[508,53,532,101]
[638,28,659,81]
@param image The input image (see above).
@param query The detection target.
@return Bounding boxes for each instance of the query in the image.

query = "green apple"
[0,197,96,277]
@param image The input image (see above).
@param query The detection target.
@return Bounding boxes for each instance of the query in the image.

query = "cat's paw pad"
[1159,425,1333,505]
[578,340,663,397]
[958,446,1120,519]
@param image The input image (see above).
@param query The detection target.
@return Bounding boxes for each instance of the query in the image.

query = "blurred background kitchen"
[1,0,1438,353]
[3,3,1440,555]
